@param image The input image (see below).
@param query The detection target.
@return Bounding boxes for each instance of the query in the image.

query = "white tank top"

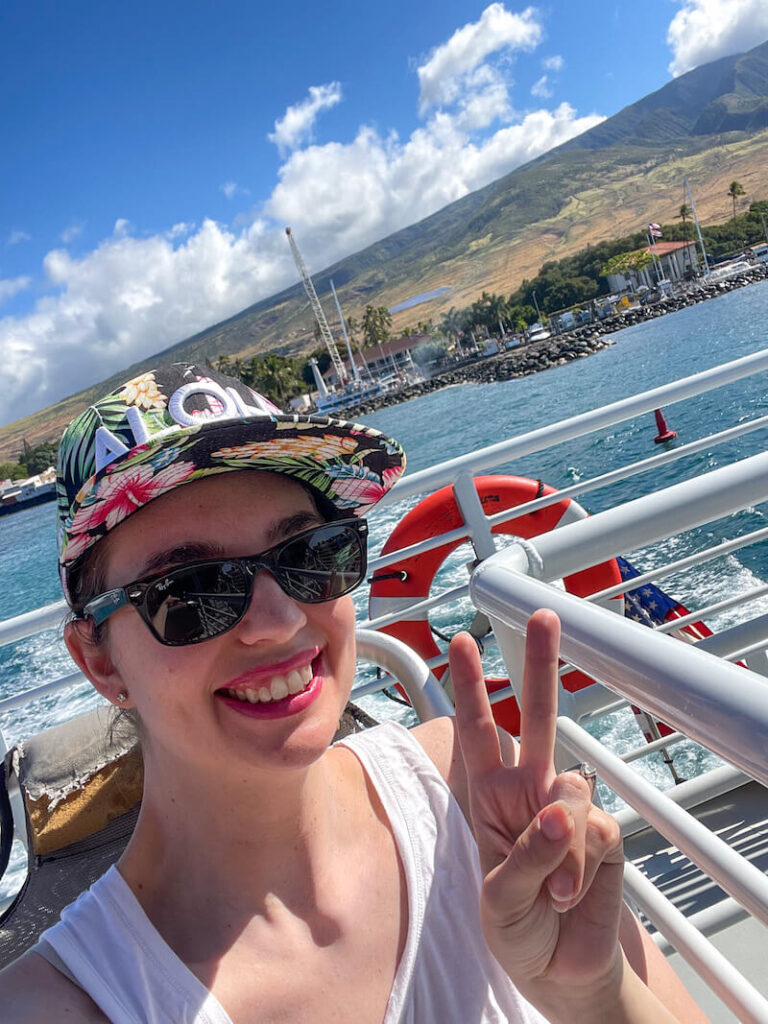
[36,721,550,1024]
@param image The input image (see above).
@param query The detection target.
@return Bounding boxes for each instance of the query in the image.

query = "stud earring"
[116,691,128,703]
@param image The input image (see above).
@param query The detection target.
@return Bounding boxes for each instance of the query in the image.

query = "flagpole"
[646,229,663,284]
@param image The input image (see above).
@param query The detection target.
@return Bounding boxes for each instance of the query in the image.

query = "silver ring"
[560,762,597,796]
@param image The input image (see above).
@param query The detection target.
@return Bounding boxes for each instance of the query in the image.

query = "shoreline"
[341,265,768,418]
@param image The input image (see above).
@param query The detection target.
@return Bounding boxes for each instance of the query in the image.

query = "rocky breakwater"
[345,331,611,418]
[342,263,768,419]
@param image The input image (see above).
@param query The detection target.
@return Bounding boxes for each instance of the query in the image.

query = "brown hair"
[66,544,144,742]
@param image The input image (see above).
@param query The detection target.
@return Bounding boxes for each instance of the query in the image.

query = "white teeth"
[269,675,289,700]
[286,669,305,694]
[224,662,315,704]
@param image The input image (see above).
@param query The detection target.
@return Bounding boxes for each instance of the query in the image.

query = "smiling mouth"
[218,660,315,705]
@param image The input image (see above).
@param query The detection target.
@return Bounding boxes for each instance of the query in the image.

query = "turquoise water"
[2,280,768,897]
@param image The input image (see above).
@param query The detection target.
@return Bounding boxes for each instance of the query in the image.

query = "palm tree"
[361,305,392,348]
[728,181,746,224]
[676,204,692,239]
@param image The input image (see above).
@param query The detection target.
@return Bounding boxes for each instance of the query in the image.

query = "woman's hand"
[449,609,627,1011]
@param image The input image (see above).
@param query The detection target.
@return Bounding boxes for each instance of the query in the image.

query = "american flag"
[648,222,663,238]
[618,556,712,741]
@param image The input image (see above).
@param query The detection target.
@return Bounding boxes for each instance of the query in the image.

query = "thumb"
[482,802,574,926]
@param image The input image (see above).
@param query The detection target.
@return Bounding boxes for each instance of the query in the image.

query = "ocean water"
[2,279,768,900]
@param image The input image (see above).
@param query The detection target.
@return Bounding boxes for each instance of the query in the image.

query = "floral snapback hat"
[57,362,405,603]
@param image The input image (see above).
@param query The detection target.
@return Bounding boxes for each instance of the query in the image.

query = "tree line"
[438,189,767,342]
[0,440,60,483]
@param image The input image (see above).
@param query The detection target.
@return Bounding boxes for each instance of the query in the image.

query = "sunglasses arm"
[82,588,132,627]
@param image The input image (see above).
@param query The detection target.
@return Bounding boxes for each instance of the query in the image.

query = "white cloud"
[0,7,608,427]
[268,82,343,156]
[166,222,195,239]
[417,3,542,113]
[543,55,563,71]
[0,276,31,304]
[266,103,604,268]
[60,223,84,244]
[667,0,768,76]
[7,230,31,246]
[531,75,552,98]
[0,221,294,425]
[220,181,251,200]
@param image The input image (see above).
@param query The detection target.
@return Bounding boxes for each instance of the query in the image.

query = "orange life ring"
[368,475,624,734]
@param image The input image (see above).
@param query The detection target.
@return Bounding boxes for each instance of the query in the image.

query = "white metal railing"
[471,555,768,1023]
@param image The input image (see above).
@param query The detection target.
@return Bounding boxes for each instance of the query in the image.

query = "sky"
[1,0,767,428]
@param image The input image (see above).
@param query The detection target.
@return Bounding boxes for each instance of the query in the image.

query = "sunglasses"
[82,518,368,646]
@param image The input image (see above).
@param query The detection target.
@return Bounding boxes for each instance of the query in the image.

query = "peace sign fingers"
[450,630,503,780]
[518,608,561,778]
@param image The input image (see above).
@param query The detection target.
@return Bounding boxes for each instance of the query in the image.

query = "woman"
[0,362,706,1023]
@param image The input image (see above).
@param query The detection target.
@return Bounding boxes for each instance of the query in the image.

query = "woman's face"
[89,471,358,776]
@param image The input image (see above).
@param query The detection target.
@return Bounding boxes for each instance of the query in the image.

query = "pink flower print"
[70,461,196,535]
[61,530,94,566]
[381,465,404,490]
[326,464,387,510]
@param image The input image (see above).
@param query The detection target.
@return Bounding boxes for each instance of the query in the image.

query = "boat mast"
[330,279,361,382]
[285,228,347,385]
[684,177,710,276]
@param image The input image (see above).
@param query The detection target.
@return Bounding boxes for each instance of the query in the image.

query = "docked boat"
[1,348,768,1021]
[0,468,56,517]
[706,260,754,283]
[313,376,390,414]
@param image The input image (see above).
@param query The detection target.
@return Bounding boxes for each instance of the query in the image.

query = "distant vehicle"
[482,340,500,357]
[527,322,551,342]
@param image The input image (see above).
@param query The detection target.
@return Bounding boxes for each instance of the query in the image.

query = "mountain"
[3,39,768,458]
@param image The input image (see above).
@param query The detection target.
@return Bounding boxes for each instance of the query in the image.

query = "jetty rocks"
[344,265,768,418]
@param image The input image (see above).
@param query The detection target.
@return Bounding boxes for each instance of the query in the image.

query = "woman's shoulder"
[0,950,109,1024]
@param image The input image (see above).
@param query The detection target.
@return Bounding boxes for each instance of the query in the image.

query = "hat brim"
[59,412,405,580]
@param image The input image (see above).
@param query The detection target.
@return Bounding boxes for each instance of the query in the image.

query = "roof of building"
[323,333,433,379]
[644,240,698,256]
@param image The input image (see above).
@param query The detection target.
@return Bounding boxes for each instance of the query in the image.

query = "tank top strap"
[36,865,233,1024]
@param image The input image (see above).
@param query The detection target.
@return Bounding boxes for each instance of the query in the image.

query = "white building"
[607,240,700,293]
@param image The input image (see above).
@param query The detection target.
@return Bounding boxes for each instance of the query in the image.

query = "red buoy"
[653,408,677,444]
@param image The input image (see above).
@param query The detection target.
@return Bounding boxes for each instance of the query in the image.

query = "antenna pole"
[684,177,709,276]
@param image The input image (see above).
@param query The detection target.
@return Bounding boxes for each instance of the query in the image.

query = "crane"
[285,227,347,386]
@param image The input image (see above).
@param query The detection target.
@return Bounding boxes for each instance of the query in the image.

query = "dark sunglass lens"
[145,561,250,643]
[277,525,365,603]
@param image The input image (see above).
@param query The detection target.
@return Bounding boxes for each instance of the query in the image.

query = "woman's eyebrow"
[139,542,225,577]
[135,513,323,577]
[266,511,324,544]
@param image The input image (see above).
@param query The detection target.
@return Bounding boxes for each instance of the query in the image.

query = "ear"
[64,619,132,708]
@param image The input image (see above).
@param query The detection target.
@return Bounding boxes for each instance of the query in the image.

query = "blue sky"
[1,0,767,425]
